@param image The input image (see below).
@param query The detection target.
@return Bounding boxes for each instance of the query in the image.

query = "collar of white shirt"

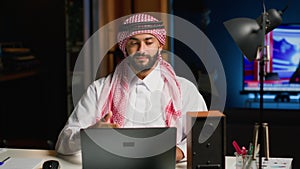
[127,63,164,92]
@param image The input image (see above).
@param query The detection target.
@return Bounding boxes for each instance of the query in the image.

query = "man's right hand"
[89,111,120,128]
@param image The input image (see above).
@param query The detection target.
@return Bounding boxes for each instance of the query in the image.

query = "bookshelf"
[0,0,67,148]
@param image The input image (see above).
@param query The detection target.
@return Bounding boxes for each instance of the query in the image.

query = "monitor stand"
[274,93,290,102]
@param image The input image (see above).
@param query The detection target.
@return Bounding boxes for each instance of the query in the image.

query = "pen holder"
[235,152,257,169]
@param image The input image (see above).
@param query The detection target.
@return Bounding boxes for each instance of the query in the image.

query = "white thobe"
[55,64,207,161]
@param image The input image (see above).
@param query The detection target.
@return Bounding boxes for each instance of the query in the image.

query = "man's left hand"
[176,146,184,162]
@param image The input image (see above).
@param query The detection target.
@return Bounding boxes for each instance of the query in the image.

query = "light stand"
[260,8,268,168]
[223,2,284,169]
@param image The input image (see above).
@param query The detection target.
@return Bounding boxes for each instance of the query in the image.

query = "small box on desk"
[187,111,226,169]
[227,155,293,169]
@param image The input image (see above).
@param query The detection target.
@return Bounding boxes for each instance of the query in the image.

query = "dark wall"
[173,0,300,168]
[173,0,300,108]
[0,0,67,147]
[205,0,300,108]
[213,0,300,166]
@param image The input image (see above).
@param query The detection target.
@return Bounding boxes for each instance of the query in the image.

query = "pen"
[247,142,253,155]
[0,156,10,165]
[232,140,243,155]
[241,146,247,155]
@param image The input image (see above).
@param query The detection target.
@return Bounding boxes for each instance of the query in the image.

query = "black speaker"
[187,111,226,169]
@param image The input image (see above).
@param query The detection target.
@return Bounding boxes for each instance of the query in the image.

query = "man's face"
[125,33,162,73]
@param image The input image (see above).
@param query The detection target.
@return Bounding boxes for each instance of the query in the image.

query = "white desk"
[0,148,293,169]
[0,148,81,169]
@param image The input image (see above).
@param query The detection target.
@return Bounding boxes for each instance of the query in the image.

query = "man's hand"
[176,146,184,162]
[89,111,120,128]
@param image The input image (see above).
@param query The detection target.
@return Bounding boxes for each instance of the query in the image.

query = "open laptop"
[80,127,177,169]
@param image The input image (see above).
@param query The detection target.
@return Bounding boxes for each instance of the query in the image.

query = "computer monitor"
[242,23,300,97]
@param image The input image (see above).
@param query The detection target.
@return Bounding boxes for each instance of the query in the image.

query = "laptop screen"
[80,127,177,169]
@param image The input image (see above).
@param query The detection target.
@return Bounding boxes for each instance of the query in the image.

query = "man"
[55,13,207,162]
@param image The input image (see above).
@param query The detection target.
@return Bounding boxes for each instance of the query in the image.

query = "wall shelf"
[0,70,38,82]
[244,97,300,109]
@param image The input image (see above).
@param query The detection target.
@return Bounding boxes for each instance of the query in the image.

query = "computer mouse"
[42,160,60,169]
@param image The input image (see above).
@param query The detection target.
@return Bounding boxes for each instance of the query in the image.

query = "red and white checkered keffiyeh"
[117,13,167,57]
[96,13,182,127]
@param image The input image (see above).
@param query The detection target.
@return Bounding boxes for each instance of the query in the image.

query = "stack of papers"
[0,157,42,169]
[262,158,293,169]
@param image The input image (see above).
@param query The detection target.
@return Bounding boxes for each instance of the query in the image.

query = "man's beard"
[127,49,159,73]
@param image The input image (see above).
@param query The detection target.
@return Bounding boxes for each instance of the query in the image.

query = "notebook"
[0,157,42,169]
[80,127,177,169]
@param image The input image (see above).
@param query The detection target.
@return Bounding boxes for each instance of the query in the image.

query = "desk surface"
[0,148,293,169]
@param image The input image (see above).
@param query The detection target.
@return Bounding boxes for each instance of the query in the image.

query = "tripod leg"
[252,123,260,160]
[263,123,270,160]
